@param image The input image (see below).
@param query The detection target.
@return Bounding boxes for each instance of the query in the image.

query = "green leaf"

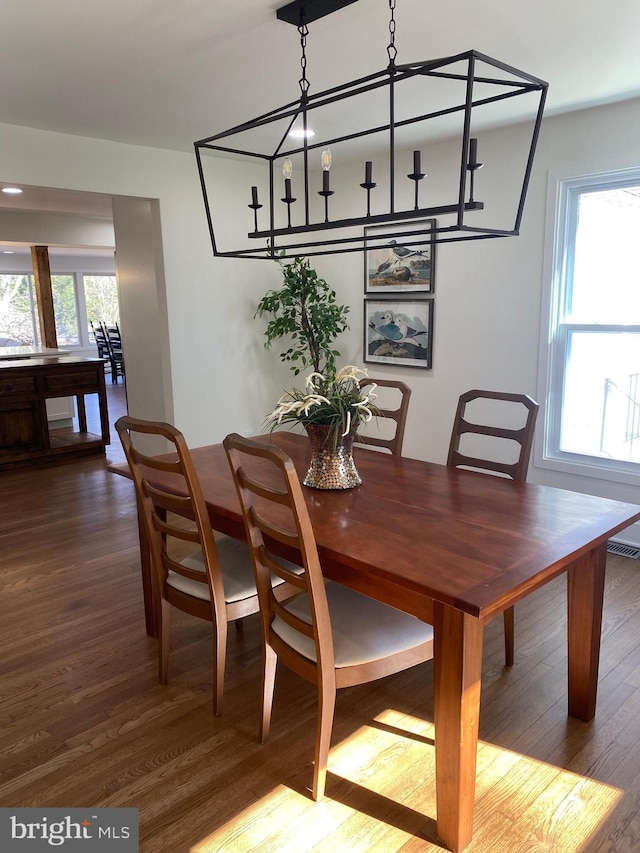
[256,256,350,375]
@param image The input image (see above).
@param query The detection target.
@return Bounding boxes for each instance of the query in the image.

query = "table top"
[112,431,640,622]
[0,354,101,370]
[0,346,70,362]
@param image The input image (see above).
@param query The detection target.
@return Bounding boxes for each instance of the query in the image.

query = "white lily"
[301,394,331,414]
[335,364,368,384]
[360,382,377,403]
[266,366,379,435]
[305,372,325,392]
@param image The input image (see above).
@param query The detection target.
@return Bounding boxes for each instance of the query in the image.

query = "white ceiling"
[2,0,640,153]
[1,0,640,227]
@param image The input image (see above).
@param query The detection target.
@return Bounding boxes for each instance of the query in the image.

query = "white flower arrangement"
[267,365,378,438]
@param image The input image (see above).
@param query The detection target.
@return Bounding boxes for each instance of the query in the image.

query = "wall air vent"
[607,541,640,559]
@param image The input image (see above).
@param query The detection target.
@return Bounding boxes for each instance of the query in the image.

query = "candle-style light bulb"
[282,158,293,180]
[321,148,332,171]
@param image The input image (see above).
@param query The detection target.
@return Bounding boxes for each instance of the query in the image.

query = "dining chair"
[90,322,110,371]
[115,416,297,716]
[356,378,411,455]
[447,389,540,666]
[104,322,125,384]
[223,432,434,800]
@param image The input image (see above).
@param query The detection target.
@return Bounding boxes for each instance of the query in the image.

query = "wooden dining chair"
[355,378,411,455]
[447,389,540,667]
[223,432,434,801]
[115,416,298,716]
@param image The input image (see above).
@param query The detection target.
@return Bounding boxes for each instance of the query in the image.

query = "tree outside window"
[50,275,79,345]
[0,271,119,349]
[84,275,119,330]
[0,275,37,344]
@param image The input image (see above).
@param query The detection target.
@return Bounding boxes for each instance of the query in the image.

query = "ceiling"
[1,0,640,228]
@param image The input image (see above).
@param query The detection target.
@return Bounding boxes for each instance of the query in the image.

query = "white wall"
[0,210,114,247]
[0,250,115,279]
[312,98,640,541]
[1,121,288,448]
[2,98,640,541]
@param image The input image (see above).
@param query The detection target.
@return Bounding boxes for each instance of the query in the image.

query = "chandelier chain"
[298,19,310,97]
[387,0,397,65]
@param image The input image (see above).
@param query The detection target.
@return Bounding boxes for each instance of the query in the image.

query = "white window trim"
[535,165,640,487]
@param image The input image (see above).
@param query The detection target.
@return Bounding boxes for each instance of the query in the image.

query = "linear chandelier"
[194,0,548,260]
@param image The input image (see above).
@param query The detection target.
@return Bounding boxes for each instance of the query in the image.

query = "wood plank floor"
[1,397,639,851]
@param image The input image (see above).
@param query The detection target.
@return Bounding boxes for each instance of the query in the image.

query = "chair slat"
[447,389,539,667]
[356,378,411,456]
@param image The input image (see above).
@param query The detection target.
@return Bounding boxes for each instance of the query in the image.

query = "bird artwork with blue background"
[367,305,431,364]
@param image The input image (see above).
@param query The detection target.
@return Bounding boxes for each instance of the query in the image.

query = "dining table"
[111,430,640,852]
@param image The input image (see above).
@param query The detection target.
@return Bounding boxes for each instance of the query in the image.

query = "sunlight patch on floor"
[190,708,622,852]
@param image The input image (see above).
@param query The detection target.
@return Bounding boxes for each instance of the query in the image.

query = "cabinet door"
[0,400,43,452]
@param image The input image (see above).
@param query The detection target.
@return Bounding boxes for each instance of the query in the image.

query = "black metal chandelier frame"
[194,0,548,260]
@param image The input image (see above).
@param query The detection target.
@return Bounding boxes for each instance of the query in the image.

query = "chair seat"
[272,581,433,667]
[169,537,302,603]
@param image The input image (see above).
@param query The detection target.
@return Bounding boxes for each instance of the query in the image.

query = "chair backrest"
[105,322,122,347]
[104,323,124,358]
[447,389,539,481]
[115,416,226,614]
[356,378,411,456]
[104,322,125,379]
[91,322,109,359]
[223,433,334,670]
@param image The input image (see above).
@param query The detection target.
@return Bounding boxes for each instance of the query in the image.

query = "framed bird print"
[364,219,436,293]
[364,298,434,369]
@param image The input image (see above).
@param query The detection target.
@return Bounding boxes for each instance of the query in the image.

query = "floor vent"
[607,541,640,559]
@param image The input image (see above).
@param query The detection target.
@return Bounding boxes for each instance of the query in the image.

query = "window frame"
[537,165,640,486]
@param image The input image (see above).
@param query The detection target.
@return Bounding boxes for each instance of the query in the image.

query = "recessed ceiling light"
[288,128,315,139]
[2,187,23,195]
[2,250,15,254]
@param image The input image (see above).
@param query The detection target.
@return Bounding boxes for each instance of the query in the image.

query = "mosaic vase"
[303,423,362,490]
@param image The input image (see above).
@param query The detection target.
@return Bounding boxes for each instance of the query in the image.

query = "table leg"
[567,543,606,721]
[97,376,110,445]
[433,602,484,853]
[76,394,87,432]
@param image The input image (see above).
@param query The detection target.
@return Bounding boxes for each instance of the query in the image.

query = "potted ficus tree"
[255,255,349,377]
[256,257,378,489]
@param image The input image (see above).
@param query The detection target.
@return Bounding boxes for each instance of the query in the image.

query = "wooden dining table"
[111,430,640,852]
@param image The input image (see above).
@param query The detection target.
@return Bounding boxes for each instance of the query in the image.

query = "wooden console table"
[0,356,110,468]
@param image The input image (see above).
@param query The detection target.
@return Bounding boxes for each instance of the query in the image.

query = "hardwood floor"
[1,410,639,851]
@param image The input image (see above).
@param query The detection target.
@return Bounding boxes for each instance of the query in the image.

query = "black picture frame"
[364,219,436,294]
[364,297,434,369]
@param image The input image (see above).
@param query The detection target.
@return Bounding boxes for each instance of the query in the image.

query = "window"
[542,168,640,482]
[0,273,79,346]
[83,275,119,328]
[0,272,118,349]
[50,275,79,345]
[0,274,37,344]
